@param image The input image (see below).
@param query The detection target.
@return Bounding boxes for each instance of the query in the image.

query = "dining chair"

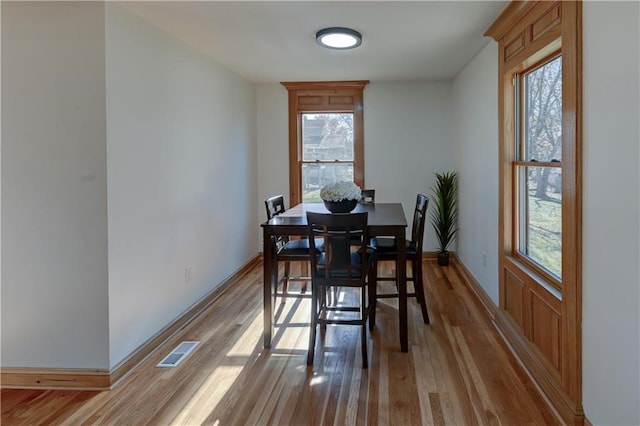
[359,189,376,204]
[265,195,313,299]
[306,211,371,368]
[368,194,430,329]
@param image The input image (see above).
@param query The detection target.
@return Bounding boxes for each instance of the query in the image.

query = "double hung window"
[282,81,368,205]
[301,113,355,202]
[487,2,582,423]
[514,55,563,283]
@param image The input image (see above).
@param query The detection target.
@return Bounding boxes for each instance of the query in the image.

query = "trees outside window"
[516,55,563,280]
[301,113,354,202]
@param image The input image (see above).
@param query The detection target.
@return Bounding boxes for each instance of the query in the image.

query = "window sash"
[522,55,563,163]
[301,112,354,162]
[513,163,562,285]
[513,54,564,287]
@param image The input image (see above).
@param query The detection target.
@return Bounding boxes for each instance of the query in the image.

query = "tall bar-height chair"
[359,189,376,204]
[369,194,430,329]
[265,195,313,299]
[307,212,371,368]
[351,189,375,247]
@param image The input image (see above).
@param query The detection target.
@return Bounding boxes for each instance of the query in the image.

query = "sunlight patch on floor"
[226,311,262,356]
[171,365,243,425]
[310,374,327,386]
[170,310,271,424]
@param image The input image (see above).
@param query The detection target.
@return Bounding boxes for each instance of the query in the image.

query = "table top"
[262,202,407,228]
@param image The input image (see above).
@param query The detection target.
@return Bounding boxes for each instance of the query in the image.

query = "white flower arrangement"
[320,181,362,202]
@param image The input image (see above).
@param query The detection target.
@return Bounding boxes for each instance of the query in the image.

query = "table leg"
[263,231,274,349]
[397,230,408,352]
[368,260,377,331]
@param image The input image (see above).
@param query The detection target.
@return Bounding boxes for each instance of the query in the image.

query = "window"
[282,81,368,205]
[486,2,582,423]
[515,55,563,281]
[301,113,354,201]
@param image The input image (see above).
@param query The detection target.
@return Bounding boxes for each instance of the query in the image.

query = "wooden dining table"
[261,202,410,353]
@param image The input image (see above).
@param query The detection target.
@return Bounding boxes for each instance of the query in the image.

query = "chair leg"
[332,286,340,306]
[368,260,378,331]
[307,283,318,366]
[326,285,339,308]
[300,261,308,293]
[361,287,368,369]
[272,257,279,299]
[320,287,327,331]
[413,258,430,324]
[283,261,291,295]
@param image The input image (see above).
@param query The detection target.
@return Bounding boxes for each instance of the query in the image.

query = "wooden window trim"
[486,1,583,425]
[512,51,564,289]
[281,81,369,205]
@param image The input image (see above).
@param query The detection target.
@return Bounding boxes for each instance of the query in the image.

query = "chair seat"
[278,238,324,257]
[314,252,369,278]
[370,237,416,255]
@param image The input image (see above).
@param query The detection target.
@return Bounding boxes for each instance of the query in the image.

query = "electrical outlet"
[482,252,488,268]
[185,266,192,283]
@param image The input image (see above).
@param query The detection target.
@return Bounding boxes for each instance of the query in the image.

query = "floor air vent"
[156,341,199,368]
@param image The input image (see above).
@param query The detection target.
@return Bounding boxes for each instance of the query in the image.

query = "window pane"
[302,113,354,161]
[302,163,354,202]
[518,166,562,278]
[524,56,562,162]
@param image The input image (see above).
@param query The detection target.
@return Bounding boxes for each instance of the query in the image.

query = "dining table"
[261,202,410,353]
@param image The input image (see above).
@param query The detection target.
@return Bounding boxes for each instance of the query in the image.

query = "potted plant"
[430,172,459,266]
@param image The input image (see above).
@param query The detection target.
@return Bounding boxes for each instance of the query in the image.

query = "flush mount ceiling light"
[316,27,362,50]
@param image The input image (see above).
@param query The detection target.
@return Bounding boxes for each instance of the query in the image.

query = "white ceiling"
[123,1,507,83]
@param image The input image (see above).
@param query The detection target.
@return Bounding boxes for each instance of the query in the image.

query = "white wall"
[364,82,454,250]
[255,81,454,249]
[452,41,499,304]
[582,2,640,424]
[1,2,110,368]
[256,83,289,248]
[105,4,257,368]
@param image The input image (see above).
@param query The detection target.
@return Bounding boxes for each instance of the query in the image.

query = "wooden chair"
[359,189,376,204]
[307,212,371,368]
[369,194,430,329]
[265,195,313,299]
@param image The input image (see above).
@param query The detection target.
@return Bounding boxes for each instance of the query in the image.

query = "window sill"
[504,255,562,301]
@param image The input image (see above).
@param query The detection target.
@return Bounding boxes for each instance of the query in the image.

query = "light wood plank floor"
[1,259,558,425]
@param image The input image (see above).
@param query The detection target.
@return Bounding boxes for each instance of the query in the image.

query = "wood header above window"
[281,81,369,113]
[484,1,538,41]
[486,1,562,71]
[281,80,369,91]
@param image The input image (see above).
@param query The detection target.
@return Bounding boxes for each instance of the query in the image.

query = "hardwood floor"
[1,258,558,425]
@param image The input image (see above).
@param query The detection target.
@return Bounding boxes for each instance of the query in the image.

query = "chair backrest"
[359,189,376,204]
[410,194,429,252]
[307,212,369,283]
[265,195,290,249]
[265,195,286,220]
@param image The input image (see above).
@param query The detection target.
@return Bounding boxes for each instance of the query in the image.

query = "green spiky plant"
[430,172,459,266]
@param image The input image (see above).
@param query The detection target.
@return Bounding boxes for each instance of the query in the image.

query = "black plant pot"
[437,252,450,266]
[323,199,358,213]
